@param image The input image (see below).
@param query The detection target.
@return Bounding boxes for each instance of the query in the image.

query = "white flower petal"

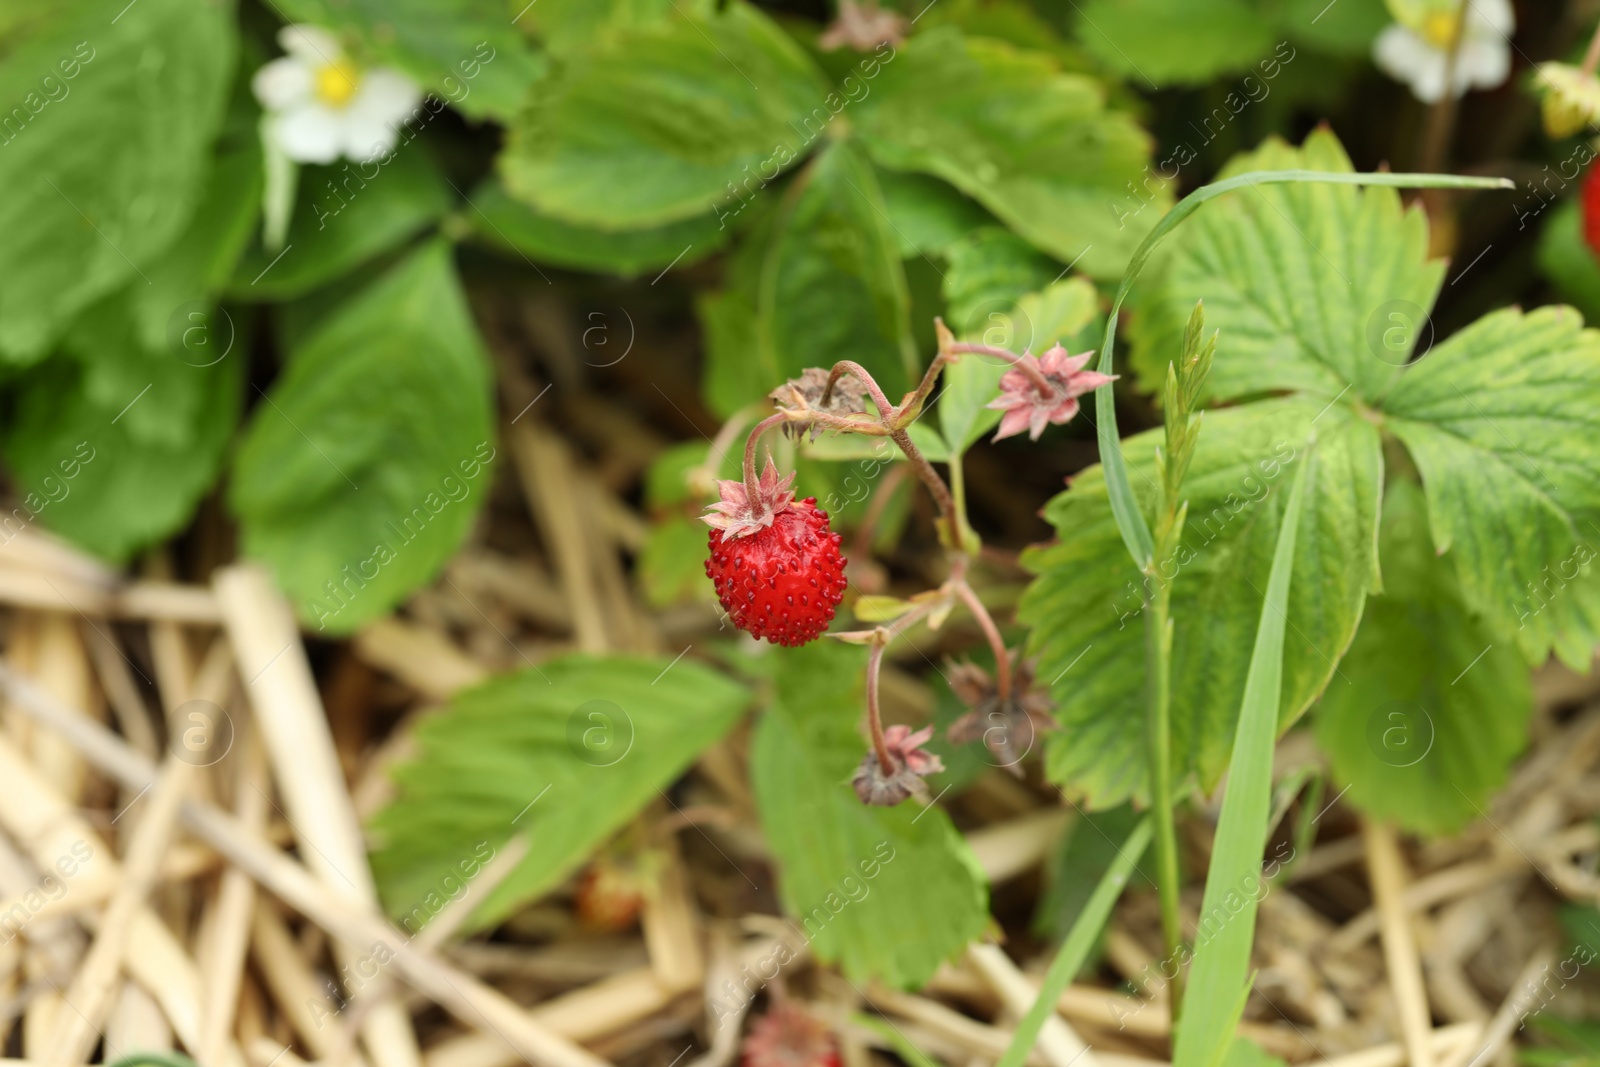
[272,105,343,164]
[279,24,343,64]
[349,68,423,127]
[340,112,401,162]
[1466,0,1514,37]
[1456,36,1511,92]
[252,56,313,111]
[1374,25,1449,103]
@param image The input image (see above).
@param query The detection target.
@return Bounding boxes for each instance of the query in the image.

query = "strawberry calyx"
[702,457,796,541]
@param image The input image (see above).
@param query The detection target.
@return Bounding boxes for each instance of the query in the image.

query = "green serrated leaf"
[1074,0,1277,86]
[760,140,918,397]
[521,0,713,54]
[266,0,544,121]
[230,146,451,301]
[370,655,749,929]
[230,240,494,633]
[0,0,235,361]
[942,228,1060,336]
[1128,128,1443,405]
[877,169,995,258]
[1021,396,1379,807]
[854,27,1163,280]
[751,642,988,988]
[463,177,728,277]
[1384,305,1600,669]
[501,1,829,230]
[1317,479,1531,835]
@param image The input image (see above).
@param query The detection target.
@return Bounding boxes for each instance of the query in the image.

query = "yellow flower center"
[314,59,361,108]
[1420,10,1460,50]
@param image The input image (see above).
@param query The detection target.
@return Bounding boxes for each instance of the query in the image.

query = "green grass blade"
[852,1013,946,1067]
[1170,443,1319,1067]
[996,816,1154,1067]
[1092,168,1510,572]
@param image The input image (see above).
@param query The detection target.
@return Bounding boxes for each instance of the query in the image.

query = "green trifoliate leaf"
[1317,478,1531,835]
[1129,128,1443,405]
[760,141,918,397]
[1020,396,1380,807]
[752,643,988,988]
[268,0,544,121]
[230,240,494,634]
[853,27,1164,279]
[500,2,830,230]
[0,0,235,361]
[1384,305,1600,670]
[370,656,749,930]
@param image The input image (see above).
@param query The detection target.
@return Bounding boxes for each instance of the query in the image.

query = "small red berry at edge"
[1583,166,1600,259]
[704,497,847,647]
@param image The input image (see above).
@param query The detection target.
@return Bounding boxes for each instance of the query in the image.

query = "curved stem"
[947,342,1056,397]
[821,360,898,418]
[865,641,895,775]
[890,426,964,553]
[952,579,1011,702]
[1585,17,1600,77]
[742,413,790,504]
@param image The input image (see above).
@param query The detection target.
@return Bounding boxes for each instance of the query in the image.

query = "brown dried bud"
[770,368,872,442]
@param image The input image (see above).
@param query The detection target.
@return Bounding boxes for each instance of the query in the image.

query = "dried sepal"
[945,656,1057,776]
[701,457,796,540]
[771,368,873,442]
[852,724,944,806]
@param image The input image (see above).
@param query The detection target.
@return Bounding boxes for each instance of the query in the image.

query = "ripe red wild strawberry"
[703,459,848,647]
[1584,165,1600,259]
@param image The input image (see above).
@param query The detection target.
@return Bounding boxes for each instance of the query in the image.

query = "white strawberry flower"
[1373,0,1514,104]
[251,25,421,165]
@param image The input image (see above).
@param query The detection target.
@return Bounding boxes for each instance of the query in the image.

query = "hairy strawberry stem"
[820,359,897,418]
[945,342,1056,398]
[818,358,967,553]
[952,572,1011,702]
[742,412,792,506]
[864,640,896,776]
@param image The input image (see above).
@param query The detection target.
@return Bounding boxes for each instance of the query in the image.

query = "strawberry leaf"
[853,27,1165,280]
[1317,479,1532,835]
[1128,127,1443,405]
[0,0,235,361]
[370,655,750,930]
[760,141,919,398]
[500,2,829,229]
[230,240,494,633]
[1384,305,1600,669]
[752,643,988,988]
[1020,396,1380,806]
